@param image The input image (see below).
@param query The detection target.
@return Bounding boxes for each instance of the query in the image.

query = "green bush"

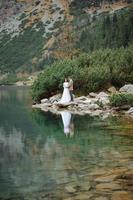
[109,93,133,107]
[32,45,133,101]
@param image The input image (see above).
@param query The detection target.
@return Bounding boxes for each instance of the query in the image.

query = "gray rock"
[65,186,76,193]
[41,98,49,104]
[101,112,110,119]
[55,101,77,108]
[49,93,61,103]
[75,96,89,101]
[98,97,110,105]
[87,103,99,110]
[96,92,110,106]
[83,110,92,115]
[83,99,93,104]
[89,92,97,97]
[127,107,133,115]
[119,84,133,94]
[95,174,118,183]
[95,197,108,200]
[97,92,109,98]
[75,99,92,104]
[73,193,93,200]
[96,183,121,191]
[91,110,103,116]
[120,105,131,110]
[114,105,131,111]
[91,98,99,103]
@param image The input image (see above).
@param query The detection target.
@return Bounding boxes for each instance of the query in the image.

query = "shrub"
[109,93,133,107]
[32,45,133,102]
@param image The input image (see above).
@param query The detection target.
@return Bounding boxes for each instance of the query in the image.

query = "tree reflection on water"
[0,86,133,200]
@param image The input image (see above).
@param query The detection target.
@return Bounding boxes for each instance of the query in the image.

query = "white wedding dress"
[60,82,71,103]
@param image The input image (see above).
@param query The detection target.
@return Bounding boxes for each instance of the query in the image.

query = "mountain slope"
[0,0,133,76]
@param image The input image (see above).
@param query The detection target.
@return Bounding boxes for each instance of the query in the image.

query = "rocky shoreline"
[32,85,133,118]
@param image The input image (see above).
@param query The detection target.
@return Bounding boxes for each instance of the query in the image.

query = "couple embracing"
[60,77,74,103]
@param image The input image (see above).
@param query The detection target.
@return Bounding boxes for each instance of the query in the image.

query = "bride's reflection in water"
[60,111,74,137]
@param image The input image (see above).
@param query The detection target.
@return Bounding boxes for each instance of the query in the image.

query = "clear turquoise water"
[0,86,132,200]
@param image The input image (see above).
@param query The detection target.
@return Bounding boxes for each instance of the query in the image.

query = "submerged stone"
[111,191,133,200]
[65,186,76,193]
[96,183,121,191]
[74,193,93,200]
[95,174,119,183]
[95,197,108,200]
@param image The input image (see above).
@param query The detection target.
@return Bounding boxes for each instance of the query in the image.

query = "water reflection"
[0,86,133,200]
[60,111,74,137]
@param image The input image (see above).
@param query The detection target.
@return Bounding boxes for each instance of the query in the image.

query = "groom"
[68,77,74,101]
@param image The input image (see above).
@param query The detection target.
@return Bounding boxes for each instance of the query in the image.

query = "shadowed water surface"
[0,86,133,200]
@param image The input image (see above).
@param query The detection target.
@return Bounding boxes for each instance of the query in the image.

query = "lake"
[0,86,133,200]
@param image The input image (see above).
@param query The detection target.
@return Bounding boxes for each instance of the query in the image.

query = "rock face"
[0,0,132,77]
[119,84,133,94]
[0,0,25,23]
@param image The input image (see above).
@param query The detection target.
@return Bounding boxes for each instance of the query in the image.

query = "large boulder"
[97,92,110,106]
[119,84,133,94]
[49,93,61,103]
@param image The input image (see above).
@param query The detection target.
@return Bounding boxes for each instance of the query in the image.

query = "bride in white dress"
[60,78,71,103]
